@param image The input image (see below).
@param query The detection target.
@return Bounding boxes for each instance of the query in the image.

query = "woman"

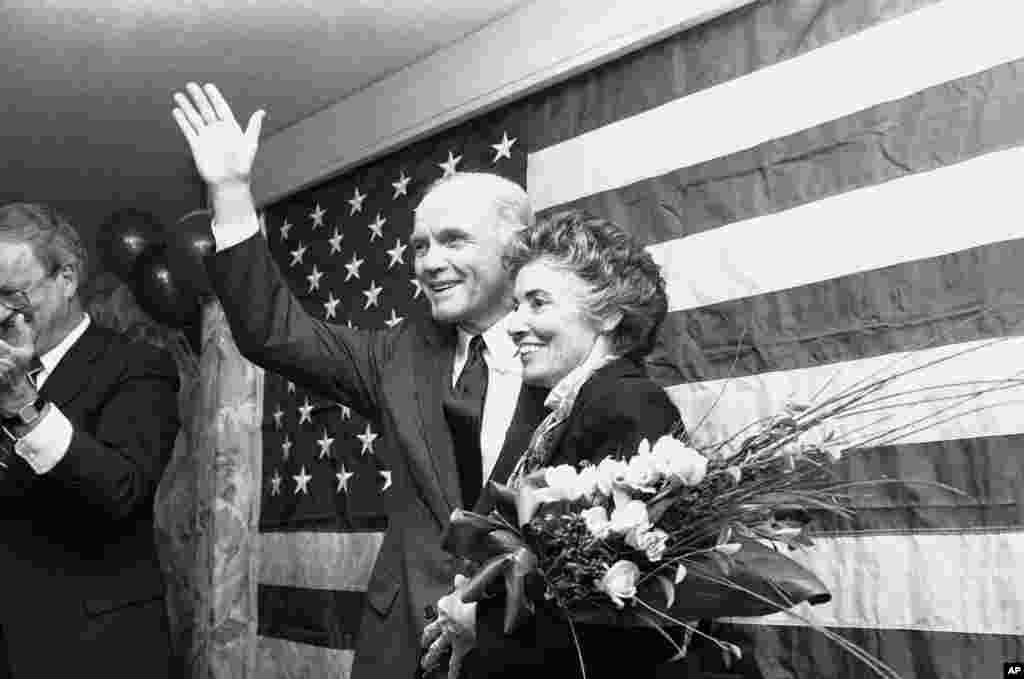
[430,209,688,679]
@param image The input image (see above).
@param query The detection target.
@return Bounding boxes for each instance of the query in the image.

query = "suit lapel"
[38,324,108,407]
[410,322,462,519]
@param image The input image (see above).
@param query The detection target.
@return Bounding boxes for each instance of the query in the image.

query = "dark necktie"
[27,356,43,390]
[443,335,488,509]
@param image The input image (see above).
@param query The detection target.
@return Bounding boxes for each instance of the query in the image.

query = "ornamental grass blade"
[460,553,513,604]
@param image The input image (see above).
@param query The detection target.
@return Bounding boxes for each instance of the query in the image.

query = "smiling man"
[0,203,180,678]
[172,82,549,679]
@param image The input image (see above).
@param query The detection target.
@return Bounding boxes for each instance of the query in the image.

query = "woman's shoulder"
[577,357,672,407]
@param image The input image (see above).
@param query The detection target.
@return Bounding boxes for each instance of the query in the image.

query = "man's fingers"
[244,110,266,148]
[172,108,199,147]
[420,631,452,671]
[421,618,444,648]
[173,91,206,135]
[203,83,237,126]
[447,649,464,679]
[186,82,219,124]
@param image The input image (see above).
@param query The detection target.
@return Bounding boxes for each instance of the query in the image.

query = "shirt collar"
[39,313,91,376]
[457,313,521,374]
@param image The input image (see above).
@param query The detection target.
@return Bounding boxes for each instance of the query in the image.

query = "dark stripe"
[257,584,364,650]
[814,435,1024,533]
[526,0,942,153]
[694,622,1024,679]
[542,59,1024,245]
[650,238,1024,385]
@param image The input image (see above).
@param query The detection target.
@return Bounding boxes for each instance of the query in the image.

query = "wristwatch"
[2,397,48,436]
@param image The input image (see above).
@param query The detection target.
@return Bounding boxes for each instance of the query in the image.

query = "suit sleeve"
[207,233,390,419]
[44,341,180,521]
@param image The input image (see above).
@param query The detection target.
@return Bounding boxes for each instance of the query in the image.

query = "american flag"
[255,0,1024,676]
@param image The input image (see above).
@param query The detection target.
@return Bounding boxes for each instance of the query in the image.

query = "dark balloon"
[131,244,200,329]
[96,209,165,282]
[165,208,215,297]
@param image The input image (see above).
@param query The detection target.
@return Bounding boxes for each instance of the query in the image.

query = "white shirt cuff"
[14,404,73,475]
[212,215,261,251]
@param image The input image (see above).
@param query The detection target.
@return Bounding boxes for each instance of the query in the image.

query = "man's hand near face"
[0,312,37,417]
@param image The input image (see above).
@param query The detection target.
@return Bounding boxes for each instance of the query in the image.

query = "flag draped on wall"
[255,0,1024,676]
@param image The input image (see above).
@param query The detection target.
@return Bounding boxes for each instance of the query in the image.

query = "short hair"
[0,203,89,290]
[504,209,667,358]
[418,172,534,234]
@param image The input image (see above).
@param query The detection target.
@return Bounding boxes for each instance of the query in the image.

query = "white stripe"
[647,145,1024,312]
[726,531,1024,636]
[528,0,1024,211]
[666,336,1024,450]
[256,636,353,677]
[258,531,383,591]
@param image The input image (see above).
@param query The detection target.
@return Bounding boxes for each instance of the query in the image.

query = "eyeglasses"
[0,267,61,312]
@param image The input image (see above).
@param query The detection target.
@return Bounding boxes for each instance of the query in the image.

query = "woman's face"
[508,258,607,388]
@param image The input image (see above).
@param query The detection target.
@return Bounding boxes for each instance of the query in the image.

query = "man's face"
[411,183,515,333]
[0,241,75,355]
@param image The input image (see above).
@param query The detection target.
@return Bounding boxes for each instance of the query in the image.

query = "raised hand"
[172,83,265,190]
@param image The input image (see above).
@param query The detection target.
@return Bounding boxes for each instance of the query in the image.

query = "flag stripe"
[722,532,1024,636]
[528,0,1024,210]
[717,624,1024,679]
[813,435,1024,534]
[666,336,1024,449]
[259,532,383,591]
[646,145,1024,314]
[659,239,1024,384]
[257,584,364,649]
[256,636,353,678]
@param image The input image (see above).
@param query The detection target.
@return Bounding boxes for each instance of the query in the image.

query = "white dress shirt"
[211,214,525,484]
[13,314,91,474]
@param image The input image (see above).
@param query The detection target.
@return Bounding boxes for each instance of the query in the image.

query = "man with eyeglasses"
[0,203,181,679]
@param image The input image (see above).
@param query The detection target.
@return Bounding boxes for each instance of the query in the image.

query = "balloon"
[165,208,215,297]
[131,244,200,329]
[96,209,165,282]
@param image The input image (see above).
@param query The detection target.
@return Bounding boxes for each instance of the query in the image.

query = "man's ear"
[57,263,79,300]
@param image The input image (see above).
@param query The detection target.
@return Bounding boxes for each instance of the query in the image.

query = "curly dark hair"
[504,209,667,358]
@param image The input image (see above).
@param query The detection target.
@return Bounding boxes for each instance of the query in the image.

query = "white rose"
[544,464,582,501]
[580,506,611,539]
[651,436,708,486]
[574,465,601,501]
[609,499,650,535]
[595,457,629,496]
[625,450,661,492]
[626,528,669,562]
[597,560,639,608]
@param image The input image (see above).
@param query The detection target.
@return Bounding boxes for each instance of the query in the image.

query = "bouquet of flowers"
[443,339,1024,678]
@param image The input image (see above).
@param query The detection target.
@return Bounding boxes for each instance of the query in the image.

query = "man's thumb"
[245,110,266,146]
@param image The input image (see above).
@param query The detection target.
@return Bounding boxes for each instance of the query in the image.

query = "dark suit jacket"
[469,357,686,679]
[0,322,180,679]
[208,235,548,679]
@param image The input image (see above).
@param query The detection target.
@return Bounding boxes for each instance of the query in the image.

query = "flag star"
[392,171,411,199]
[344,253,364,281]
[491,131,517,163]
[281,436,293,460]
[348,187,366,215]
[337,402,352,421]
[272,405,284,429]
[438,150,462,178]
[362,280,383,309]
[306,264,324,293]
[293,466,312,494]
[309,203,326,229]
[379,470,393,492]
[280,219,293,241]
[410,278,424,299]
[385,239,407,269]
[270,470,282,496]
[328,227,344,254]
[336,464,355,493]
[286,380,296,394]
[367,213,386,242]
[356,423,378,456]
[289,241,308,267]
[316,429,335,460]
[323,291,341,320]
[384,308,404,329]
[298,396,314,425]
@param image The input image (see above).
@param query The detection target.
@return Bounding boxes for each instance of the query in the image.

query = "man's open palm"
[172,82,264,187]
